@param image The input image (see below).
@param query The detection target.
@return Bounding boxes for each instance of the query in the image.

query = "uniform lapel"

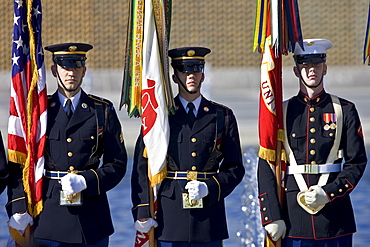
[48,92,69,126]
[172,96,190,128]
[66,90,95,129]
[191,97,215,134]
[171,96,215,133]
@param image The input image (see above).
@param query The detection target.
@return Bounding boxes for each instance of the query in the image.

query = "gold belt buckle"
[187,171,198,181]
[183,171,203,208]
[60,191,83,206]
[182,193,203,209]
[59,166,83,206]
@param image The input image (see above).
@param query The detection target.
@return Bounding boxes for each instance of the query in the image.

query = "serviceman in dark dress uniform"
[6,43,127,247]
[131,47,245,246]
[258,39,367,247]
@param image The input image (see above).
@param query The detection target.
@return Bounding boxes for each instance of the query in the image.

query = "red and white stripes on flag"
[8,0,47,221]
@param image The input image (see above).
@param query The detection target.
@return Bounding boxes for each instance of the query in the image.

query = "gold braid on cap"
[172,56,204,60]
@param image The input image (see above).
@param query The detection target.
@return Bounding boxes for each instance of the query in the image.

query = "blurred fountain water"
[237,146,265,247]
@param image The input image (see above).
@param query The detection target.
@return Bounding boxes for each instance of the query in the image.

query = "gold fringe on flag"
[8,150,27,166]
[23,0,44,218]
[258,128,286,163]
[143,147,168,187]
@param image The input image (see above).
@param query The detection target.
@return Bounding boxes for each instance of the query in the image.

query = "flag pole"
[275,50,283,247]
[275,142,282,204]
[149,186,156,247]
[273,47,284,247]
[275,140,282,247]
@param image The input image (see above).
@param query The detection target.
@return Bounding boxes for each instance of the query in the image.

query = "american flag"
[8,0,47,223]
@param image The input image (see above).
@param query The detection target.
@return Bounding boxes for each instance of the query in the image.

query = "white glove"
[185,180,208,201]
[264,220,286,241]
[134,218,158,233]
[60,173,87,195]
[8,212,33,231]
[305,185,329,208]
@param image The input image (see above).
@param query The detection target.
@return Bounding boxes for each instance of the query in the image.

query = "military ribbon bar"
[323,113,336,124]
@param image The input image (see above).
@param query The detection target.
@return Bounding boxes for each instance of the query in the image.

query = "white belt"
[286,163,341,175]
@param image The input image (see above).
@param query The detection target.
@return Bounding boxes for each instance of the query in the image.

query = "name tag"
[182,193,203,209]
[60,190,83,206]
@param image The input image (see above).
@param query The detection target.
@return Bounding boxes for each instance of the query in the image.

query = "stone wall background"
[0,1,368,70]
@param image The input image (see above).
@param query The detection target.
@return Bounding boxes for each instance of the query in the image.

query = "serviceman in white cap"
[257,39,367,246]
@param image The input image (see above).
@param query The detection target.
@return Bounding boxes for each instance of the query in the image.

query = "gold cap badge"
[69,46,77,52]
[187,50,195,57]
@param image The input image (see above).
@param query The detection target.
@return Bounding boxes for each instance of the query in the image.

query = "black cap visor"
[172,60,205,73]
[294,54,326,64]
[53,55,86,68]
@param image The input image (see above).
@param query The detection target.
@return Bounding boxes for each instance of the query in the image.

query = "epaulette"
[209,100,230,110]
[88,94,111,105]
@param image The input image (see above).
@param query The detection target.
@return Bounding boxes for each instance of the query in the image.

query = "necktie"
[187,102,195,128]
[66,99,73,119]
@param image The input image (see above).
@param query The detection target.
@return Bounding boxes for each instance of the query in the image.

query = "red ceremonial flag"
[8,0,47,245]
[258,34,286,196]
[255,0,302,246]
[257,5,286,247]
[258,2,285,168]
[258,35,286,247]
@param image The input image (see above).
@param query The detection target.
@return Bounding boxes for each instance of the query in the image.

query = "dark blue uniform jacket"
[6,90,127,244]
[131,95,245,243]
